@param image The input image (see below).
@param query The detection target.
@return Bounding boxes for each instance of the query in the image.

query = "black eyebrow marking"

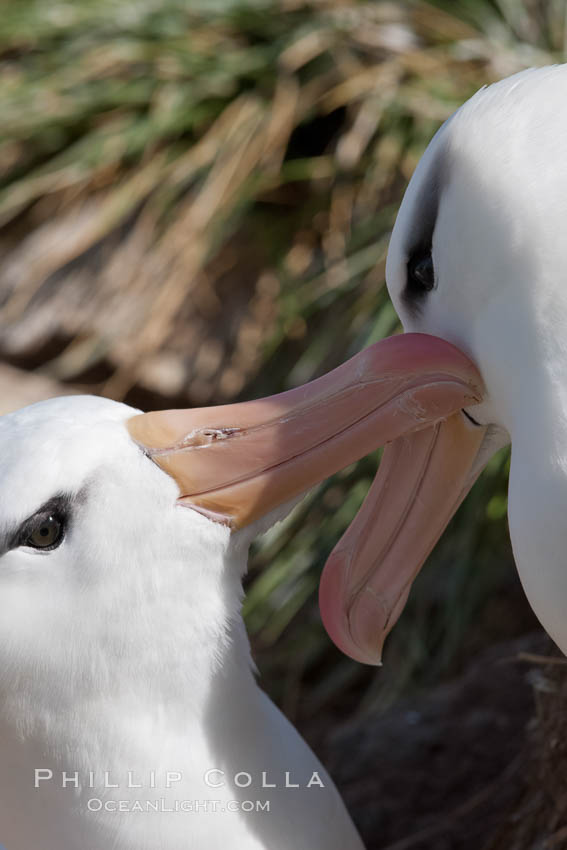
[5,494,74,553]
[401,138,449,315]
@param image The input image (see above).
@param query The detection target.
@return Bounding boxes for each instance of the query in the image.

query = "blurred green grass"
[0,0,560,722]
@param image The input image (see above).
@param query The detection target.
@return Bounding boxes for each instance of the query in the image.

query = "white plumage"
[387,63,567,657]
[0,396,363,850]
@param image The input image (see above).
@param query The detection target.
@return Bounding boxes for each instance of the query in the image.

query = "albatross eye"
[11,496,71,553]
[407,248,435,295]
[26,514,65,550]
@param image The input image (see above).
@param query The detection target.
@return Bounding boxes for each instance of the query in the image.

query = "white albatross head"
[386,64,567,659]
[0,394,242,722]
[0,395,371,849]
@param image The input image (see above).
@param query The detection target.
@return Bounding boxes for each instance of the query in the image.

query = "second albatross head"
[386,64,567,659]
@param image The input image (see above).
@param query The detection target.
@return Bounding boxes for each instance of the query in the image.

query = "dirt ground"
[322,632,567,850]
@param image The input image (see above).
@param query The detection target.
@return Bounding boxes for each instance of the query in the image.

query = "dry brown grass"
[0,0,544,409]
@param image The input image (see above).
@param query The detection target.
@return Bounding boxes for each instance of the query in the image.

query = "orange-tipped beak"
[128,333,485,663]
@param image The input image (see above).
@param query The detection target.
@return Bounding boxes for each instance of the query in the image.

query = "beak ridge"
[127,333,485,662]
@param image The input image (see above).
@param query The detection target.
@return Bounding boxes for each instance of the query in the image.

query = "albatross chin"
[2,62,567,849]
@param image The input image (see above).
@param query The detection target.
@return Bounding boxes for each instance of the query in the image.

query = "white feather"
[0,396,363,850]
[387,64,567,657]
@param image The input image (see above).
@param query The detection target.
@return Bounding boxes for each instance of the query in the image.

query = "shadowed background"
[1,1,566,847]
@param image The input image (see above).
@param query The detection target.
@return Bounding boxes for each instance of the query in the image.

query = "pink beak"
[127,333,485,664]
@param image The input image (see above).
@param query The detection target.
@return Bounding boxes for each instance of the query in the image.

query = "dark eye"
[26,514,65,551]
[407,248,435,295]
